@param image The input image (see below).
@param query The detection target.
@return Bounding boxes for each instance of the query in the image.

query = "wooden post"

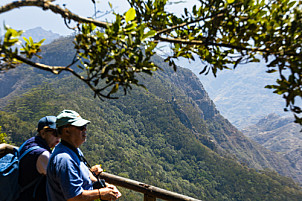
[144,194,156,201]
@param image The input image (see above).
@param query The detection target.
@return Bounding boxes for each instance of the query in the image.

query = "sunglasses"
[76,124,87,131]
[45,129,58,137]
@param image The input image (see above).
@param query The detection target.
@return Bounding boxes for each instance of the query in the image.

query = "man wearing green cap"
[17,116,60,201]
[47,110,121,201]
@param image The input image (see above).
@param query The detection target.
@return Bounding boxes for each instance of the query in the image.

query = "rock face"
[242,114,302,180]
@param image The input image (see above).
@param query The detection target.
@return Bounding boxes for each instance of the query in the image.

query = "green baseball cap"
[56,110,90,127]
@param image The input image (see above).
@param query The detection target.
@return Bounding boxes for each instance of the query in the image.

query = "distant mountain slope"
[149,57,301,183]
[1,36,302,200]
[0,36,75,109]
[0,27,63,107]
[242,114,302,153]
[22,27,61,45]
[174,58,288,129]
[242,113,302,179]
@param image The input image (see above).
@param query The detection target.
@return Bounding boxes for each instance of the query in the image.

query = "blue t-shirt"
[46,143,93,201]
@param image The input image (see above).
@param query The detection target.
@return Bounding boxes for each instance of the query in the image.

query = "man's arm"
[36,151,50,175]
[67,187,121,201]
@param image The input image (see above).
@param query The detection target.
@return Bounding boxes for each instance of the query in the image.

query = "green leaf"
[143,30,157,40]
[125,7,136,22]
[110,83,119,94]
[23,37,29,44]
[37,39,46,45]
[29,37,34,45]
[227,0,235,3]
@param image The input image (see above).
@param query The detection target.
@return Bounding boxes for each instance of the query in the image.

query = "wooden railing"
[0,143,17,157]
[99,172,202,201]
[0,144,201,201]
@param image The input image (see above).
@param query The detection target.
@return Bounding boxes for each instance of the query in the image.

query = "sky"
[0,0,127,35]
[0,0,196,36]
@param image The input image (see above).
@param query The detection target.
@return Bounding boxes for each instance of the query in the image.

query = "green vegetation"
[0,126,7,143]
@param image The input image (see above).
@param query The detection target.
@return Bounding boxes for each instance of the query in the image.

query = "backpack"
[0,143,41,201]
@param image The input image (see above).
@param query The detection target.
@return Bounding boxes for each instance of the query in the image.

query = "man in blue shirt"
[47,110,121,201]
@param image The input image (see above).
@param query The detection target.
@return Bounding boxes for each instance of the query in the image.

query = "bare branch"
[0,0,111,28]
[14,54,66,74]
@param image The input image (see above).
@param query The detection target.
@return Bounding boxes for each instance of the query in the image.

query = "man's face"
[42,128,60,148]
[68,125,87,148]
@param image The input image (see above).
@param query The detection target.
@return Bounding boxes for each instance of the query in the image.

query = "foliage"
[4,84,60,122]
[0,126,7,143]
[0,83,61,144]
[0,111,32,144]
[1,0,302,123]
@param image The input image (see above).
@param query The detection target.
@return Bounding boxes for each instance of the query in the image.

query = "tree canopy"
[1,0,302,123]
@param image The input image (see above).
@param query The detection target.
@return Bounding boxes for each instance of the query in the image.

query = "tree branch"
[156,36,265,52]
[14,54,116,99]
[14,54,67,74]
[0,0,111,28]
[14,54,86,82]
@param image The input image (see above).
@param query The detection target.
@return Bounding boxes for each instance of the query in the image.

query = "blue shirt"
[46,142,93,201]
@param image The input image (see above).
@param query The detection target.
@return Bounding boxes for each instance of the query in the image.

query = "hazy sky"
[0,0,196,36]
[0,0,126,35]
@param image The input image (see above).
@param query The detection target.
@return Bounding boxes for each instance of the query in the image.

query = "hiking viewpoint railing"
[0,143,201,201]
[99,172,201,201]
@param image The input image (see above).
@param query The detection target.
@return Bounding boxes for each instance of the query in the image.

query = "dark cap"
[37,116,57,131]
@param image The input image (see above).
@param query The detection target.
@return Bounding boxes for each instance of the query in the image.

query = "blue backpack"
[0,143,41,201]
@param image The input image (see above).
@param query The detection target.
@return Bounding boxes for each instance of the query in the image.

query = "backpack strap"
[18,146,41,160]
[17,142,27,157]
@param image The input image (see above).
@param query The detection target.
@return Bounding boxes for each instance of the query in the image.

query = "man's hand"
[89,165,103,182]
[99,185,122,200]
[90,165,103,176]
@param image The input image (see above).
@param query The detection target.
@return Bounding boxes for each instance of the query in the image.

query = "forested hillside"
[1,36,302,200]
